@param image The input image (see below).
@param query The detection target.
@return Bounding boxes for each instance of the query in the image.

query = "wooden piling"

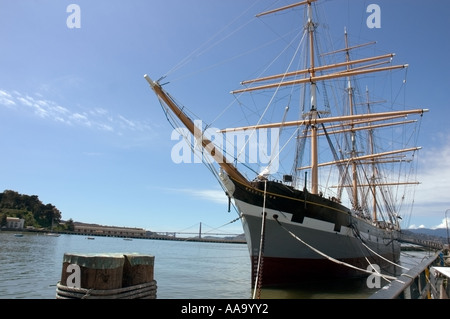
[56,252,157,299]
[60,253,125,290]
[122,253,155,287]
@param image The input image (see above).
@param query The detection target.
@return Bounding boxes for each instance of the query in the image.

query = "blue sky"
[0,0,449,235]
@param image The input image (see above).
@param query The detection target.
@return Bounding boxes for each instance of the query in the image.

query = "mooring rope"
[360,239,409,271]
[350,223,412,284]
[273,216,398,280]
[252,180,268,299]
[55,281,157,299]
[348,223,409,280]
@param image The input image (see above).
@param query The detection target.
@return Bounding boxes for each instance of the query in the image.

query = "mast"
[144,75,250,187]
[307,1,319,194]
[366,87,378,222]
[344,29,359,210]
[255,0,320,193]
[228,0,428,209]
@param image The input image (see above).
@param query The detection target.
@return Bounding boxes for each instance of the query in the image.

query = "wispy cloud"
[183,188,229,205]
[415,139,450,202]
[408,134,450,228]
[0,89,153,134]
[161,186,228,205]
[434,217,450,229]
[408,218,450,230]
[0,90,16,107]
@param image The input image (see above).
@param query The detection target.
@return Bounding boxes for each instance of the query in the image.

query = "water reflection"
[0,231,433,299]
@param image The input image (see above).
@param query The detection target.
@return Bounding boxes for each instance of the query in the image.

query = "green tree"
[0,190,64,229]
[0,213,6,227]
[65,218,75,231]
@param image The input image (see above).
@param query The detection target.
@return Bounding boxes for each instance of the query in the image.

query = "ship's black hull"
[220,174,401,287]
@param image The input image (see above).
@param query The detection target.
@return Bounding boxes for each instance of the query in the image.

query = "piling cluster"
[56,252,156,299]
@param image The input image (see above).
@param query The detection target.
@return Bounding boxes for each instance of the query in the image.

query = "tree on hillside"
[0,190,63,229]
[66,218,75,231]
[0,214,6,227]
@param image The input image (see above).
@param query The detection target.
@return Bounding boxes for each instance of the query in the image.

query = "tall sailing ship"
[144,0,428,288]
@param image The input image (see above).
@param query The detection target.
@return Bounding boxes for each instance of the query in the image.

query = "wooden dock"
[369,246,449,299]
[398,232,445,250]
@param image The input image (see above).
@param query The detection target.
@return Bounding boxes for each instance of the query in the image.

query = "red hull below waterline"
[250,255,399,287]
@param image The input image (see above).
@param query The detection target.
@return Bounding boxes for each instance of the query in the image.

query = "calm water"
[0,231,433,299]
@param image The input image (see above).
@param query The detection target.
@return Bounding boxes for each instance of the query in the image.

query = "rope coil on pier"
[56,280,157,299]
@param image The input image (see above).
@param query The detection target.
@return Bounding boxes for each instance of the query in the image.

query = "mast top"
[144,74,157,89]
[256,0,317,18]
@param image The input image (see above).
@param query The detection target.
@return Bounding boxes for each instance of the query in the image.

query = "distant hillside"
[0,189,64,230]
[406,228,448,238]
[403,228,449,244]
[202,233,246,242]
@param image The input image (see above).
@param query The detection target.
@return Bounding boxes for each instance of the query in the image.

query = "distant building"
[73,222,146,238]
[6,217,25,229]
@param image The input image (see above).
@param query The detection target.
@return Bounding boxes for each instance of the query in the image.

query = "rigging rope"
[235,30,307,163]
[163,1,260,80]
[273,215,397,280]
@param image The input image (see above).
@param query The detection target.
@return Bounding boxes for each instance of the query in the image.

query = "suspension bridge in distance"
[149,221,448,248]
[150,222,246,244]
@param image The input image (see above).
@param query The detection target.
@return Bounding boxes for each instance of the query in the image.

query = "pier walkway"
[370,246,449,299]
[398,232,445,250]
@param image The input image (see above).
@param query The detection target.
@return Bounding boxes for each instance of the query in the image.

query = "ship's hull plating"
[224,177,401,287]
